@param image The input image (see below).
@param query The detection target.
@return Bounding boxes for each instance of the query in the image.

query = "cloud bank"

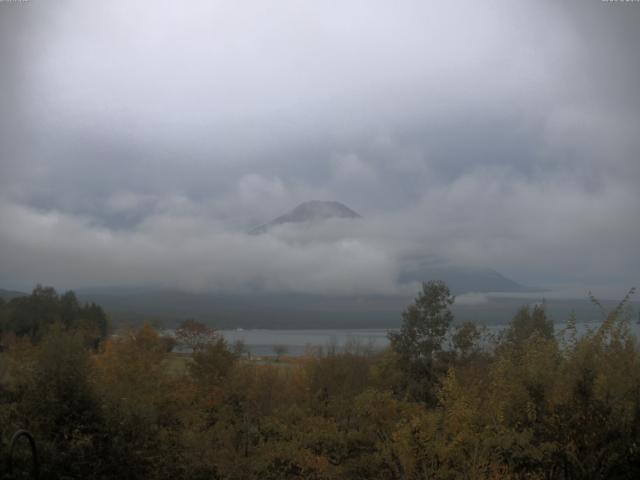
[0,0,638,296]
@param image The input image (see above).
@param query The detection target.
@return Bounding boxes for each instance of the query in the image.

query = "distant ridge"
[250,200,361,234]
[398,263,533,294]
[0,288,28,301]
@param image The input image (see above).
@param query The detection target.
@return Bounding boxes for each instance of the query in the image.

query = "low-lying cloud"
[0,0,639,297]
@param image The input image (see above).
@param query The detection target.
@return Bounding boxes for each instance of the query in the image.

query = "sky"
[0,0,639,297]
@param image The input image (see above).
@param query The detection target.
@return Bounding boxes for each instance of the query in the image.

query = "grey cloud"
[0,0,639,296]
[0,201,400,294]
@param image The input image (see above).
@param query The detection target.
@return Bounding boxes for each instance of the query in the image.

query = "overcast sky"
[1,0,639,297]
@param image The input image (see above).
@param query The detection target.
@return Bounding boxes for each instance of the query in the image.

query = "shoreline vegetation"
[1,282,639,479]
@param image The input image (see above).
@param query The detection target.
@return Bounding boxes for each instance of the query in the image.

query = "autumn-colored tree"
[189,337,238,389]
[451,320,486,360]
[94,323,191,479]
[3,283,640,480]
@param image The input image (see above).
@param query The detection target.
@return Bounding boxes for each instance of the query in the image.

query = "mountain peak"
[250,201,361,234]
[286,201,361,221]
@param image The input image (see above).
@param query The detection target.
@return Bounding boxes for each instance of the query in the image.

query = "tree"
[59,290,80,329]
[77,301,109,349]
[451,321,484,360]
[21,325,105,478]
[189,337,238,388]
[1,286,109,347]
[504,303,553,347]
[388,280,455,404]
[233,339,249,358]
[94,323,188,479]
[175,318,217,352]
[272,344,288,361]
[7,285,60,341]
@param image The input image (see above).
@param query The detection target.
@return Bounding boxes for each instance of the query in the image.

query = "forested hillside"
[1,283,639,479]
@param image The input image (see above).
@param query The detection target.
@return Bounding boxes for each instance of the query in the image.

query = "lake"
[217,320,640,356]
[218,328,390,356]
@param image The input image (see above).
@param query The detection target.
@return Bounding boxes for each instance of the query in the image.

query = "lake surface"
[218,320,640,357]
[219,328,390,356]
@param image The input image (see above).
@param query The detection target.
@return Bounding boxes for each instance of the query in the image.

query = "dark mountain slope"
[250,200,361,234]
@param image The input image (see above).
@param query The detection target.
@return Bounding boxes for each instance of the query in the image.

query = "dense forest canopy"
[1,283,639,479]
[0,285,108,348]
